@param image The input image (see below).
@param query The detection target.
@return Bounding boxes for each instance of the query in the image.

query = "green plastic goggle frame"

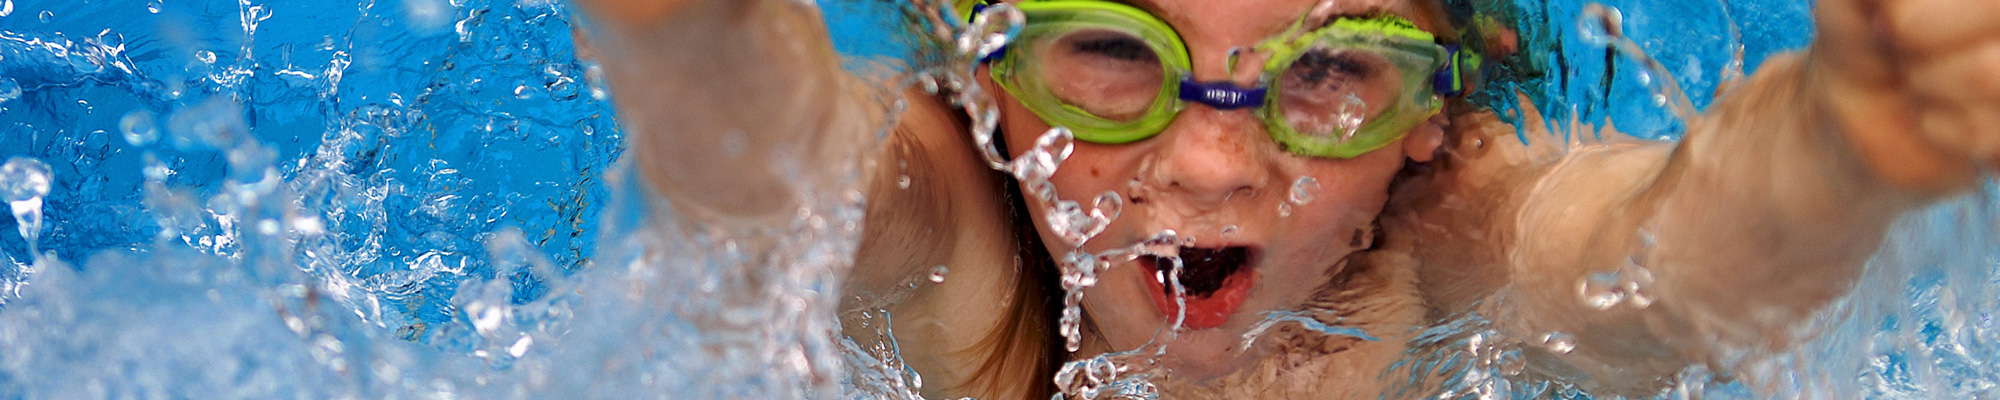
[962,0,1475,159]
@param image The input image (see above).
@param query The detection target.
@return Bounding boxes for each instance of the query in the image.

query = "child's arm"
[1491,0,2000,386]
[570,2,1026,396]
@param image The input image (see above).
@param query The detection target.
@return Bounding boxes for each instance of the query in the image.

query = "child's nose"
[1148,106,1273,208]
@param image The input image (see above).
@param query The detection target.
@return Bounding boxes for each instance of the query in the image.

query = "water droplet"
[3,157,53,256]
[1288,176,1320,206]
[1,157,52,203]
[896,175,911,189]
[121,110,160,145]
[1578,270,1625,310]
[0,78,21,104]
[1335,93,1366,140]
[147,0,162,13]
[37,10,51,23]
[927,266,948,283]
[1277,202,1293,218]
[513,85,535,100]
[1220,225,1238,237]
[1092,190,1123,221]
[1578,3,1623,46]
[0,0,12,17]
[1008,127,1073,184]
[1537,331,1578,354]
[960,3,1024,60]
[1496,348,1526,376]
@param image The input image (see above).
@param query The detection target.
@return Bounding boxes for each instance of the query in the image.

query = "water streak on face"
[987,0,1448,381]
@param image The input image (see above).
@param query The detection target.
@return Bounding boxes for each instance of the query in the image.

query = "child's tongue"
[1144,248,1257,330]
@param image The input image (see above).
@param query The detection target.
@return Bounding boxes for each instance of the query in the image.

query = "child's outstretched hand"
[1814,0,2000,193]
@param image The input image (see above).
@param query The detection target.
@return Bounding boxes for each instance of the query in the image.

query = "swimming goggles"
[961,0,1477,159]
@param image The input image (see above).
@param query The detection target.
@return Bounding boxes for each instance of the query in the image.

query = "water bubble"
[147,0,161,13]
[195,50,217,65]
[927,266,948,283]
[513,84,536,100]
[37,10,50,23]
[0,78,21,104]
[121,110,160,145]
[895,175,910,189]
[1277,202,1293,218]
[1537,331,1578,354]
[1220,225,1238,237]
[1288,176,1320,206]
[0,0,11,17]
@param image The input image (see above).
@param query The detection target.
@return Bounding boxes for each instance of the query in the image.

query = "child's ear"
[1402,112,1449,162]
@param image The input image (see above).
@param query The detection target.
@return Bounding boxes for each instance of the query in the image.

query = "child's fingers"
[1813,0,1896,84]
[1884,0,2000,55]
[1916,102,2000,160]
[1908,41,2000,103]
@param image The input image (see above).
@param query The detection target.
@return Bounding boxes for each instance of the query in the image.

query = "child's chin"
[1159,333,1260,382]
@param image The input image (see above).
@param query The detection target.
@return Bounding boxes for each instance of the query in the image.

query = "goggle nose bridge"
[1177,79,1266,111]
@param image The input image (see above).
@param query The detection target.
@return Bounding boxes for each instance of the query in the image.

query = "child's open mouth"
[1140,246,1258,330]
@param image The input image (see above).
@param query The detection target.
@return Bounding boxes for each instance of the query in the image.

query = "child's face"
[986,0,1445,379]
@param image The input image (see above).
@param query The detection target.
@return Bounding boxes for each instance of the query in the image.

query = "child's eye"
[1289,50,1374,86]
[1072,37,1158,63]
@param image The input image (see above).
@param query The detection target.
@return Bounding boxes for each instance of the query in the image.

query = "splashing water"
[3,0,1998,399]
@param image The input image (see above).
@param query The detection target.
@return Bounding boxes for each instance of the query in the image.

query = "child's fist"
[1813,0,2000,192]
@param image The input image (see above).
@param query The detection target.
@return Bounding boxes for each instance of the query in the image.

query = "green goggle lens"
[987,1,1454,159]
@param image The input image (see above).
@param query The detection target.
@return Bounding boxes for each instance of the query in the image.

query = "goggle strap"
[1178,79,1266,111]
[1432,44,1480,98]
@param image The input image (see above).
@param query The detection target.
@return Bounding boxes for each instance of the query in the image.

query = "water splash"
[1,157,52,260]
[1579,3,1698,123]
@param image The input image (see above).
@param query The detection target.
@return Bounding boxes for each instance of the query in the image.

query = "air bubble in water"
[0,78,21,104]
[195,50,217,65]
[0,0,11,17]
[896,175,910,189]
[927,266,948,283]
[1537,331,1578,354]
[1288,176,1320,206]
[1277,202,1293,218]
[122,110,160,145]
[37,10,50,23]
[147,0,161,13]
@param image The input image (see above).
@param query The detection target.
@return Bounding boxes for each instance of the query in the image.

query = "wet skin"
[570,0,2000,398]
[988,0,1447,382]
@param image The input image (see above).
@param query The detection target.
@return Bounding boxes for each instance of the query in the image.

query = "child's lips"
[1139,246,1259,330]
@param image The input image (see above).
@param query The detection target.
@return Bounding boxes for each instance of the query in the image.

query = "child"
[573,0,2000,398]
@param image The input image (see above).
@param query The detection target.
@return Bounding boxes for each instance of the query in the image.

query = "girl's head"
[975,0,1463,380]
